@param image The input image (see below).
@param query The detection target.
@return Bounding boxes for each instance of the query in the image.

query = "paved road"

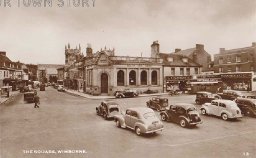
[0,87,255,158]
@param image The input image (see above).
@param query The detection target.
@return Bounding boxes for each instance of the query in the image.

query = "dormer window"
[182,57,188,63]
[168,57,173,62]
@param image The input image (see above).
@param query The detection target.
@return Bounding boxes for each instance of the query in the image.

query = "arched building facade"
[84,50,163,95]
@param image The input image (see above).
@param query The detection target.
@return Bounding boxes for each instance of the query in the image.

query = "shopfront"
[221,72,253,91]
[189,74,222,93]
[165,76,192,92]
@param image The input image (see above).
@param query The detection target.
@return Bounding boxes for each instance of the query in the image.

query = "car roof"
[212,99,235,104]
[174,103,196,110]
[24,92,35,94]
[237,97,256,101]
[127,107,153,113]
[196,91,212,94]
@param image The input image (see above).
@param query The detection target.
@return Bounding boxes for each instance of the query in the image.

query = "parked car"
[201,100,242,120]
[160,103,202,128]
[114,107,164,136]
[40,84,46,91]
[246,95,256,99]
[235,98,256,117]
[195,91,221,104]
[96,101,122,119]
[24,92,35,103]
[114,89,138,98]
[57,85,65,92]
[217,90,245,100]
[146,97,168,111]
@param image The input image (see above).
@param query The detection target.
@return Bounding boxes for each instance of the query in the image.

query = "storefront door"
[101,73,108,93]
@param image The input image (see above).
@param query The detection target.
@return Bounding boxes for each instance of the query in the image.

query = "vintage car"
[146,97,168,111]
[96,101,122,119]
[114,107,164,136]
[114,89,138,98]
[195,91,221,104]
[217,90,245,100]
[160,103,202,128]
[40,84,46,91]
[24,91,35,103]
[235,98,256,117]
[57,85,65,92]
[201,99,242,120]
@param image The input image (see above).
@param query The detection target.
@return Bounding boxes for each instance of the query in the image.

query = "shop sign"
[166,76,192,81]
[221,73,252,79]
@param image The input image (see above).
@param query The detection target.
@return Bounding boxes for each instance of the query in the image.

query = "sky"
[0,0,255,64]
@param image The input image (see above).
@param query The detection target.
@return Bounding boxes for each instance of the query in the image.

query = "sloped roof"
[172,48,196,56]
[0,54,12,67]
[159,53,201,67]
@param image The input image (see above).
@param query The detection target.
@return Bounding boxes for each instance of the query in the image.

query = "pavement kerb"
[0,91,21,105]
[64,90,169,100]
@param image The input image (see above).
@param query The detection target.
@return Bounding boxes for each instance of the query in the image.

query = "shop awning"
[189,81,219,85]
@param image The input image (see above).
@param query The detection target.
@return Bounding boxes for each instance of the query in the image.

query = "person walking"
[34,94,40,108]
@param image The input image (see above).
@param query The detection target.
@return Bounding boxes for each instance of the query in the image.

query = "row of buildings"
[58,41,256,95]
[0,51,63,91]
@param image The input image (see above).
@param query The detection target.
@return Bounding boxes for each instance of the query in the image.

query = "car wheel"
[161,114,167,121]
[180,119,187,128]
[201,108,207,115]
[116,120,121,128]
[221,113,228,121]
[135,127,141,136]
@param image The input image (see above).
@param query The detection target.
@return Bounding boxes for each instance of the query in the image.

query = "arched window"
[151,70,157,85]
[141,71,147,85]
[117,70,124,86]
[129,70,136,85]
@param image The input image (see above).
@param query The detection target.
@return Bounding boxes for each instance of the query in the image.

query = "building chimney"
[86,44,93,57]
[0,51,6,56]
[196,44,204,51]
[175,48,181,53]
[220,48,225,53]
[151,41,160,58]
[252,42,256,47]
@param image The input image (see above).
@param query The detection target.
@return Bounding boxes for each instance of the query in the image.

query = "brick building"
[151,41,202,92]
[172,44,212,72]
[213,42,256,73]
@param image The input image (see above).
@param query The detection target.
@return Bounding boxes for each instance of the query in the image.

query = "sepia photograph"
[0,0,255,157]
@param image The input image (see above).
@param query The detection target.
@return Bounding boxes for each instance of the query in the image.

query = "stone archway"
[101,73,108,93]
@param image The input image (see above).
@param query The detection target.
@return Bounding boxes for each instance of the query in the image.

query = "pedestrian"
[34,94,40,108]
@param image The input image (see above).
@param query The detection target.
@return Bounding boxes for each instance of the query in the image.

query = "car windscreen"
[143,112,156,119]
[187,107,196,112]
[109,107,119,113]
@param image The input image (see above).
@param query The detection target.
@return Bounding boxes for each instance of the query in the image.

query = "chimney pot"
[175,48,181,53]
[196,44,204,50]
[220,48,225,53]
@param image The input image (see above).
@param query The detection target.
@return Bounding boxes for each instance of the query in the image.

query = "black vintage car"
[235,98,256,117]
[195,91,220,104]
[96,101,121,119]
[114,89,138,98]
[160,103,202,128]
[217,90,245,100]
[40,84,45,91]
[146,97,168,111]
[24,92,35,103]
